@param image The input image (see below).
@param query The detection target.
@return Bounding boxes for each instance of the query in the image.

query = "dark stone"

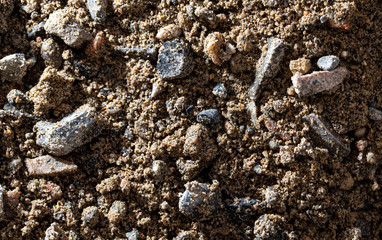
[226,198,262,221]
[212,83,227,99]
[196,109,221,125]
[0,53,27,82]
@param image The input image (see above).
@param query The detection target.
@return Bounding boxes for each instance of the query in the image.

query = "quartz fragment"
[317,55,340,71]
[249,37,285,100]
[157,39,193,80]
[87,0,107,24]
[0,53,27,82]
[35,104,103,156]
[303,113,350,157]
[292,67,348,96]
[25,155,78,176]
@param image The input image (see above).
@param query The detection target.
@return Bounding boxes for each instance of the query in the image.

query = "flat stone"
[157,39,193,80]
[35,104,103,156]
[116,45,158,61]
[292,67,348,96]
[303,113,350,157]
[0,53,27,82]
[25,155,78,176]
[317,55,340,71]
[87,0,107,24]
[249,37,285,100]
[368,107,382,121]
[44,9,92,48]
[196,109,220,125]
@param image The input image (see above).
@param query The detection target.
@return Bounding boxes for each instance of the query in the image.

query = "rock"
[226,198,261,221]
[279,147,295,165]
[368,107,382,121]
[264,187,279,207]
[320,15,329,23]
[156,24,182,40]
[183,124,217,160]
[194,7,217,27]
[41,38,63,68]
[289,57,311,75]
[107,201,127,224]
[116,45,158,61]
[44,9,92,48]
[292,67,348,96]
[35,104,103,156]
[27,21,45,38]
[125,230,139,240]
[196,109,221,125]
[87,0,107,24]
[0,185,4,220]
[262,0,280,7]
[81,206,100,228]
[366,152,377,165]
[44,222,67,240]
[253,214,285,239]
[152,160,168,180]
[340,173,354,190]
[6,89,26,106]
[204,32,235,65]
[176,159,200,180]
[212,83,227,99]
[249,37,285,100]
[317,55,340,71]
[157,39,193,80]
[178,181,221,219]
[303,113,350,157]
[0,53,27,82]
[268,140,279,150]
[25,155,78,176]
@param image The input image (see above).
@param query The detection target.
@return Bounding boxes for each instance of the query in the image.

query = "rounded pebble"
[0,53,27,82]
[317,55,340,71]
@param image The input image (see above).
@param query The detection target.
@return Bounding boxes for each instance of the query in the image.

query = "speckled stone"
[196,109,221,125]
[81,206,100,228]
[107,201,127,224]
[254,214,285,239]
[0,53,27,82]
[317,55,340,71]
[212,83,227,99]
[44,222,67,240]
[368,107,382,121]
[25,155,78,176]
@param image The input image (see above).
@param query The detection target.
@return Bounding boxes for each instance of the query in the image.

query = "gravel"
[317,55,340,71]
[25,155,78,176]
[212,83,227,99]
[196,109,221,125]
[0,53,27,82]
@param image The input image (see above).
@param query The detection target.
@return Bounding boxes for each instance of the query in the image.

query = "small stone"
[320,15,329,23]
[226,198,261,221]
[292,67,348,96]
[178,181,221,219]
[212,83,227,99]
[8,157,23,173]
[156,24,182,41]
[368,107,382,121]
[35,104,103,156]
[289,57,311,75]
[279,147,295,165]
[355,140,368,152]
[340,173,354,190]
[6,89,26,105]
[254,165,263,174]
[272,99,288,113]
[107,201,127,224]
[262,0,280,7]
[157,39,193,80]
[44,9,92,48]
[116,45,158,61]
[87,0,107,24]
[354,127,367,138]
[249,37,285,100]
[25,155,78,176]
[27,21,45,38]
[253,214,285,239]
[366,152,377,165]
[183,124,217,159]
[125,230,139,240]
[44,222,67,240]
[247,101,259,128]
[81,206,100,228]
[0,53,27,82]
[196,109,221,125]
[0,185,4,220]
[176,159,200,181]
[152,160,168,180]
[317,55,340,71]
[264,187,279,207]
[204,32,235,65]
[303,113,350,157]
[268,140,279,150]
[194,7,217,27]
[41,38,62,68]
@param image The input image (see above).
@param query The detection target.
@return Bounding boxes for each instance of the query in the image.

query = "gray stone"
[0,53,27,82]
[178,181,221,219]
[87,0,107,24]
[317,55,340,71]
[81,206,100,228]
[254,214,285,239]
[320,15,329,23]
[303,113,350,157]
[27,21,45,38]
[262,0,280,7]
[212,83,227,99]
[41,38,62,68]
[157,39,193,80]
[249,37,285,100]
[107,201,127,224]
[152,160,168,180]
[44,222,67,240]
[368,107,382,121]
[0,185,4,220]
[6,89,26,105]
[35,104,103,156]
[25,155,78,176]
[125,230,138,240]
[44,9,92,48]
[116,45,158,61]
[226,198,261,221]
[196,109,221,125]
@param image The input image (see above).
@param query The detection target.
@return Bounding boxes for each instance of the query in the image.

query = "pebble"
[204,32,235,65]
[289,57,311,75]
[178,181,221,219]
[249,37,285,100]
[264,187,279,207]
[354,127,366,138]
[157,39,193,80]
[183,124,217,160]
[212,83,227,99]
[81,206,100,228]
[226,198,261,221]
[116,45,158,62]
[303,113,350,157]
[41,38,63,68]
[44,222,67,240]
[107,200,127,224]
[27,21,45,38]
[262,0,280,7]
[355,140,368,152]
[35,104,103,156]
[152,160,168,180]
[0,53,27,82]
[0,185,4,220]
[6,89,26,105]
[87,0,107,24]
[317,55,340,71]
[366,152,377,165]
[44,9,92,48]
[320,15,329,23]
[125,230,139,240]
[253,214,285,239]
[368,107,382,121]
[194,7,217,27]
[279,147,295,165]
[25,155,78,176]
[156,24,182,40]
[292,67,348,96]
[196,109,221,125]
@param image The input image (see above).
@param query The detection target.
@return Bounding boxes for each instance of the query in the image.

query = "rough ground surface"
[0,0,381,239]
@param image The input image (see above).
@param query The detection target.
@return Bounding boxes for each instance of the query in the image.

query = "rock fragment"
[27,21,45,38]
[292,67,348,96]
[125,230,139,240]
[44,9,92,48]
[178,181,221,219]
[289,57,311,75]
[249,37,285,100]
[157,39,193,80]
[87,0,107,24]
[0,185,4,220]
[204,32,236,65]
[183,124,217,160]
[196,109,221,125]
[116,45,158,61]
[262,0,280,7]
[368,107,382,121]
[226,198,261,221]
[156,24,182,40]
[254,214,285,239]
[317,55,340,71]
[44,222,67,240]
[303,113,350,157]
[34,104,103,156]
[25,155,78,176]
[212,83,227,99]
[6,89,26,106]
[0,53,27,82]
[194,7,217,27]
[81,206,100,228]
[107,201,127,224]
[152,160,168,180]
[41,38,62,68]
